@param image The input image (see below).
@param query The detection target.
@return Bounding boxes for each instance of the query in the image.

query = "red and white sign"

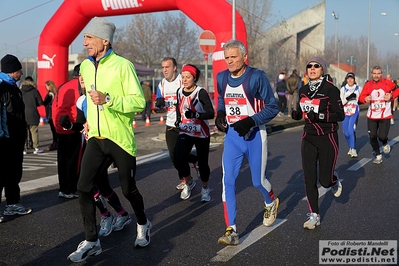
[198,30,216,54]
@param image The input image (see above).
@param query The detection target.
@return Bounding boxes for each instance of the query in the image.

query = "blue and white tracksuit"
[340,85,361,150]
[217,66,279,228]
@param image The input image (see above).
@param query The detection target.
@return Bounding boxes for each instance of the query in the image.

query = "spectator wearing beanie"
[0,54,32,220]
[68,17,150,263]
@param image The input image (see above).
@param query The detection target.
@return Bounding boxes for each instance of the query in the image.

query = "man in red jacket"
[52,64,83,198]
[359,66,398,164]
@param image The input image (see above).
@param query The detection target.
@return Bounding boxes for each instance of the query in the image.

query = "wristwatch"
[105,93,111,103]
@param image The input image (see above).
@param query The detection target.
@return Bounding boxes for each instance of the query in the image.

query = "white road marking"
[210,219,287,262]
[20,175,58,194]
[347,158,372,171]
[20,144,220,194]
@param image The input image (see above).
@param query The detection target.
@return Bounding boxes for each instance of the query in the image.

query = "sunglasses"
[306,63,321,69]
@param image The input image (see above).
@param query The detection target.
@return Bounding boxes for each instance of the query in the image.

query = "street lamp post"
[367,0,371,81]
[232,0,236,39]
[332,11,339,83]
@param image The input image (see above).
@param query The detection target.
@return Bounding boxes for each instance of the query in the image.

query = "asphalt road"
[0,110,398,266]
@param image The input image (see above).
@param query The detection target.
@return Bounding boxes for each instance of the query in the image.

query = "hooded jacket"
[0,72,26,140]
[20,82,43,125]
[80,50,145,156]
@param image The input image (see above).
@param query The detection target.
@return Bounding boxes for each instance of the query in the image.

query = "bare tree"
[325,34,380,79]
[234,0,272,69]
[113,14,162,67]
[111,12,201,70]
[158,12,201,66]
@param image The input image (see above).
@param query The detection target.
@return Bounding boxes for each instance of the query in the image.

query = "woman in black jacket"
[291,56,344,230]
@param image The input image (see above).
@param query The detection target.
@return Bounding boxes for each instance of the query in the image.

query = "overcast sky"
[0,0,398,60]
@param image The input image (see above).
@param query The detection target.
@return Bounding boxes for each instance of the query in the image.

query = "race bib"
[344,103,357,116]
[299,98,320,113]
[224,98,249,124]
[164,95,177,109]
[180,121,201,132]
[370,100,386,112]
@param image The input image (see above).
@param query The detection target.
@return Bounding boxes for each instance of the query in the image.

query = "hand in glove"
[306,110,318,122]
[155,98,165,108]
[215,110,228,133]
[174,119,181,128]
[346,93,357,101]
[185,109,200,119]
[231,116,255,137]
[60,115,72,129]
[307,110,328,122]
[291,109,303,120]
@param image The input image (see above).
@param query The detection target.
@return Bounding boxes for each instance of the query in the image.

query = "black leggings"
[174,134,210,182]
[301,132,339,214]
[165,126,197,179]
[77,138,147,241]
[278,95,287,113]
[367,119,390,155]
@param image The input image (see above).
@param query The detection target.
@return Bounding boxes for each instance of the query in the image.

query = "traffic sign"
[198,30,216,54]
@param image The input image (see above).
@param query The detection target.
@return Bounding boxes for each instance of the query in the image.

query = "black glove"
[291,109,303,120]
[306,110,318,122]
[231,116,255,136]
[60,115,72,129]
[155,98,165,108]
[307,110,328,122]
[185,109,200,119]
[346,93,357,101]
[215,110,228,133]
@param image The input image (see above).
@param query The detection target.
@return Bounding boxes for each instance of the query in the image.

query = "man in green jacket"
[68,17,151,263]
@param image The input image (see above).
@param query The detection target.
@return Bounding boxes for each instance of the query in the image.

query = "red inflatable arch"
[37,0,247,116]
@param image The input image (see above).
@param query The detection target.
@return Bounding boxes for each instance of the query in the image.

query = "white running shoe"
[175,180,186,190]
[263,198,279,226]
[98,214,115,237]
[331,171,342,197]
[135,220,152,248]
[113,213,132,231]
[383,144,391,154]
[303,213,320,230]
[373,154,383,164]
[350,149,358,158]
[218,227,239,245]
[3,203,32,216]
[201,187,211,202]
[67,239,102,262]
[33,148,44,154]
[180,180,196,200]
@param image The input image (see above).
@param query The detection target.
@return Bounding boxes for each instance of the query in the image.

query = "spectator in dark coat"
[0,54,32,220]
[276,74,288,116]
[20,78,44,154]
